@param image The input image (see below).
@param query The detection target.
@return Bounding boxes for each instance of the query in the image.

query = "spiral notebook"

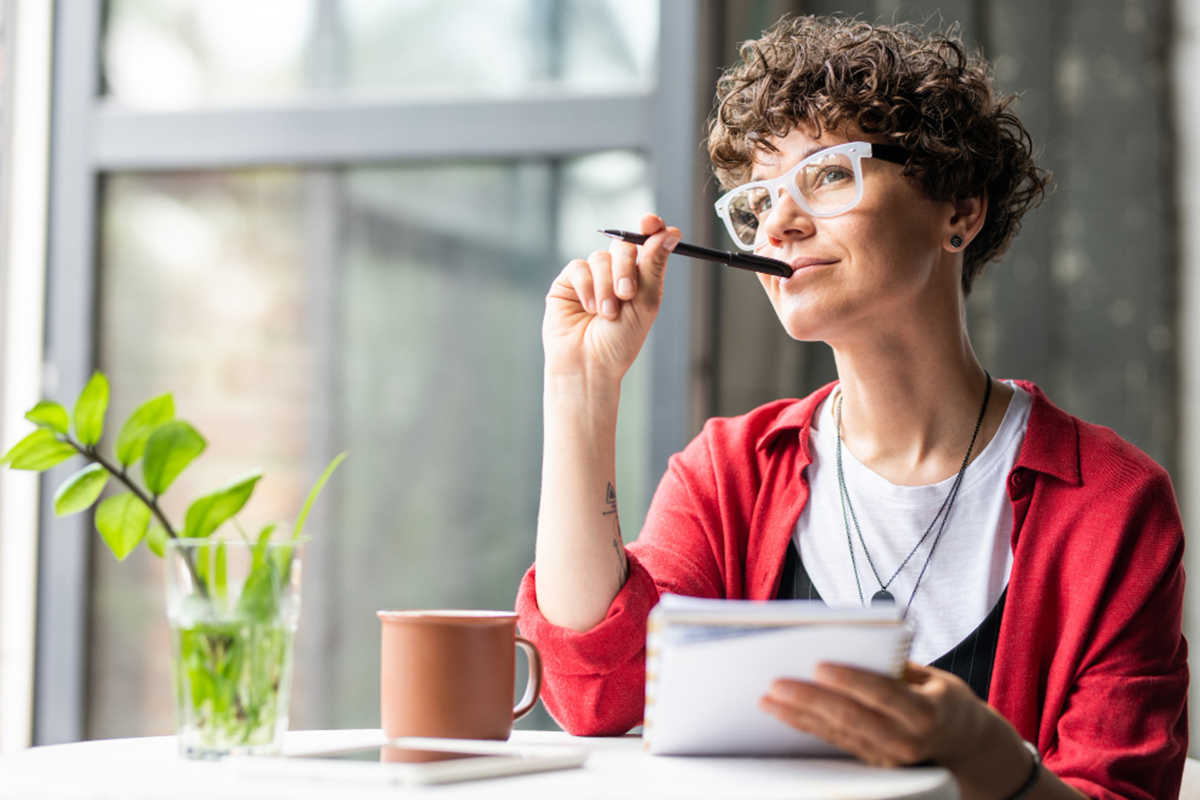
[643,594,912,756]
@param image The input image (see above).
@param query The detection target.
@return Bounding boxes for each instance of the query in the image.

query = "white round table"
[0,729,958,800]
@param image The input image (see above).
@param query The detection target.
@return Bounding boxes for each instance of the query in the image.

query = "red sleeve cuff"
[515,552,660,677]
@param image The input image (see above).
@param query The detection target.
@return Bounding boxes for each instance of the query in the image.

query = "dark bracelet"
[1001,741,1041,800]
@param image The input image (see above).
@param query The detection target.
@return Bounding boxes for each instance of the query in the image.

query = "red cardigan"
[516,382,1188,799]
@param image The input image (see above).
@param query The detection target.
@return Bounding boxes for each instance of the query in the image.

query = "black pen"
[599,229,793,278]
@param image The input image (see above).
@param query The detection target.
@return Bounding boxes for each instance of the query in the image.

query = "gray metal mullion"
[648,0,704,491]
[35,0,101,746]
[295,168,341,730]
[293,0,344,733]
[91,94,653,171]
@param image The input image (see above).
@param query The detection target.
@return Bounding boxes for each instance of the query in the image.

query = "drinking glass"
[165,539,303,759]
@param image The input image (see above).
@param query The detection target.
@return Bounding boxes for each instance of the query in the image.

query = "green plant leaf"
[252,521,294,582]
[234,524,286,622]
[95,492,151,561]
[186,635,216,709]
[273,543,295,584]
[52,463,109,516]
[196,542,212,589]
[146,523,169,558]
[114,394,175,466]
[214,542,227,600]
[183,469,262,539]
[25,401,70,435]
[292,451,347,539]
[255,522,279,548]
[142,420,206,496]
[1,428,77,471]
[236,556,281,623]
[73,372,109,447]
[251,524,273,570]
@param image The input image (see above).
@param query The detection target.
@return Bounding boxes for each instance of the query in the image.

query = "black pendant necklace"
[835,372,993,614]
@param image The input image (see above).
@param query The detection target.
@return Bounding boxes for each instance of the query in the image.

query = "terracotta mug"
[377,610,542,740]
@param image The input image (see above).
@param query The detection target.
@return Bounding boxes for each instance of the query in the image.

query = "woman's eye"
[731,208,758,230]
[815,166,852,186]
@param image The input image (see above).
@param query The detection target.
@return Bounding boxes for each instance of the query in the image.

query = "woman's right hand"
[543,214,681,387]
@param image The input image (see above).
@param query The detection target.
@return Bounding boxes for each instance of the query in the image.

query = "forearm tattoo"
[604,482,629,587]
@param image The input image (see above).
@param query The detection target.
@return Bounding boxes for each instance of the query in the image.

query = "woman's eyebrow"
[750,144,833,181]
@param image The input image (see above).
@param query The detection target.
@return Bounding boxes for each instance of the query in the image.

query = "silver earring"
[950,234,963,248]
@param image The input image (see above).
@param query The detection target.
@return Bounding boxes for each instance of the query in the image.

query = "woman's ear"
[946,194,987,252]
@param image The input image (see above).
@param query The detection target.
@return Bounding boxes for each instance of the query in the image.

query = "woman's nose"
[760,186,816,246]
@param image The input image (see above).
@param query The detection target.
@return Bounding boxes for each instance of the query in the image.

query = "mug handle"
[513,636,543,720]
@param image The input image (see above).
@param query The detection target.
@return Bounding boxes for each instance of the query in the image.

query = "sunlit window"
[89,159,653,735]
[103,0,659,109]
[19,0,687,746]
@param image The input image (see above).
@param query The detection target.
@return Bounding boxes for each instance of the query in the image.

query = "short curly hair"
[708,16,1049,295]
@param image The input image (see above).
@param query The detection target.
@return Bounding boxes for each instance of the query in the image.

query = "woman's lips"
[781,257,838,278]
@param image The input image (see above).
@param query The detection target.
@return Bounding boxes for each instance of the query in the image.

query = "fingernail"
[602,299,617,316]
[664,234,682,252]
[814,664,839,684]
[770,680,799,701]
[587,298,596,313]
[618,278,634,295]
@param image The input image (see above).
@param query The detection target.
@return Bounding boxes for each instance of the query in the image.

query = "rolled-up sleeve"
[514,415,757,735]
[513,402,804,736]
[515,553,660,735]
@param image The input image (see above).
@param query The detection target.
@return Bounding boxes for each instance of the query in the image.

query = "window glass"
[102,0,659,109]
[90,170,312,738]
[88,152,652,736]
[327,154,652,727]
[103,0,316,109]
[339,0,658,97]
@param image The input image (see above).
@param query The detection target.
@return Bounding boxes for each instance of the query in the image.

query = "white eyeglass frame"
[713,141,908,250]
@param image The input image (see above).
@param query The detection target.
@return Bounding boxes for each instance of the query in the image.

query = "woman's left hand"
[760,662,1057,799]
[761,662,988,767]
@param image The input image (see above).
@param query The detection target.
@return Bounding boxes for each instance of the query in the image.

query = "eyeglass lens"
[725,151,860,247]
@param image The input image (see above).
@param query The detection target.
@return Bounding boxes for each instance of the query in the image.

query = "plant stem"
[75,443,177,537]
[67,439,206,595]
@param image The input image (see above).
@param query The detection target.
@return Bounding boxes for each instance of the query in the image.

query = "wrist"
[543,372,620,452]
[1001,742,1041,800]
[942,706,1031,799]
[544,370,621,410]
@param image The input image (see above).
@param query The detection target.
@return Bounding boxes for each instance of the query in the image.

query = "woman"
[516,16,1187,800]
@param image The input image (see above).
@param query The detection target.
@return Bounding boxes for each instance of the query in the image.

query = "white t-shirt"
[795,382,1032,664]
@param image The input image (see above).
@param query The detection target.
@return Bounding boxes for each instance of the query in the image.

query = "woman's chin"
[776,316,832,343]
[770,299,838,342]
[781,327,828,343]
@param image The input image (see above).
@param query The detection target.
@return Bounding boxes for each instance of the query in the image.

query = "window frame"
[0,0,54,755]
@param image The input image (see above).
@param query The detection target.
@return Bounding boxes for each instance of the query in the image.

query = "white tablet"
[229,739,588,786]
